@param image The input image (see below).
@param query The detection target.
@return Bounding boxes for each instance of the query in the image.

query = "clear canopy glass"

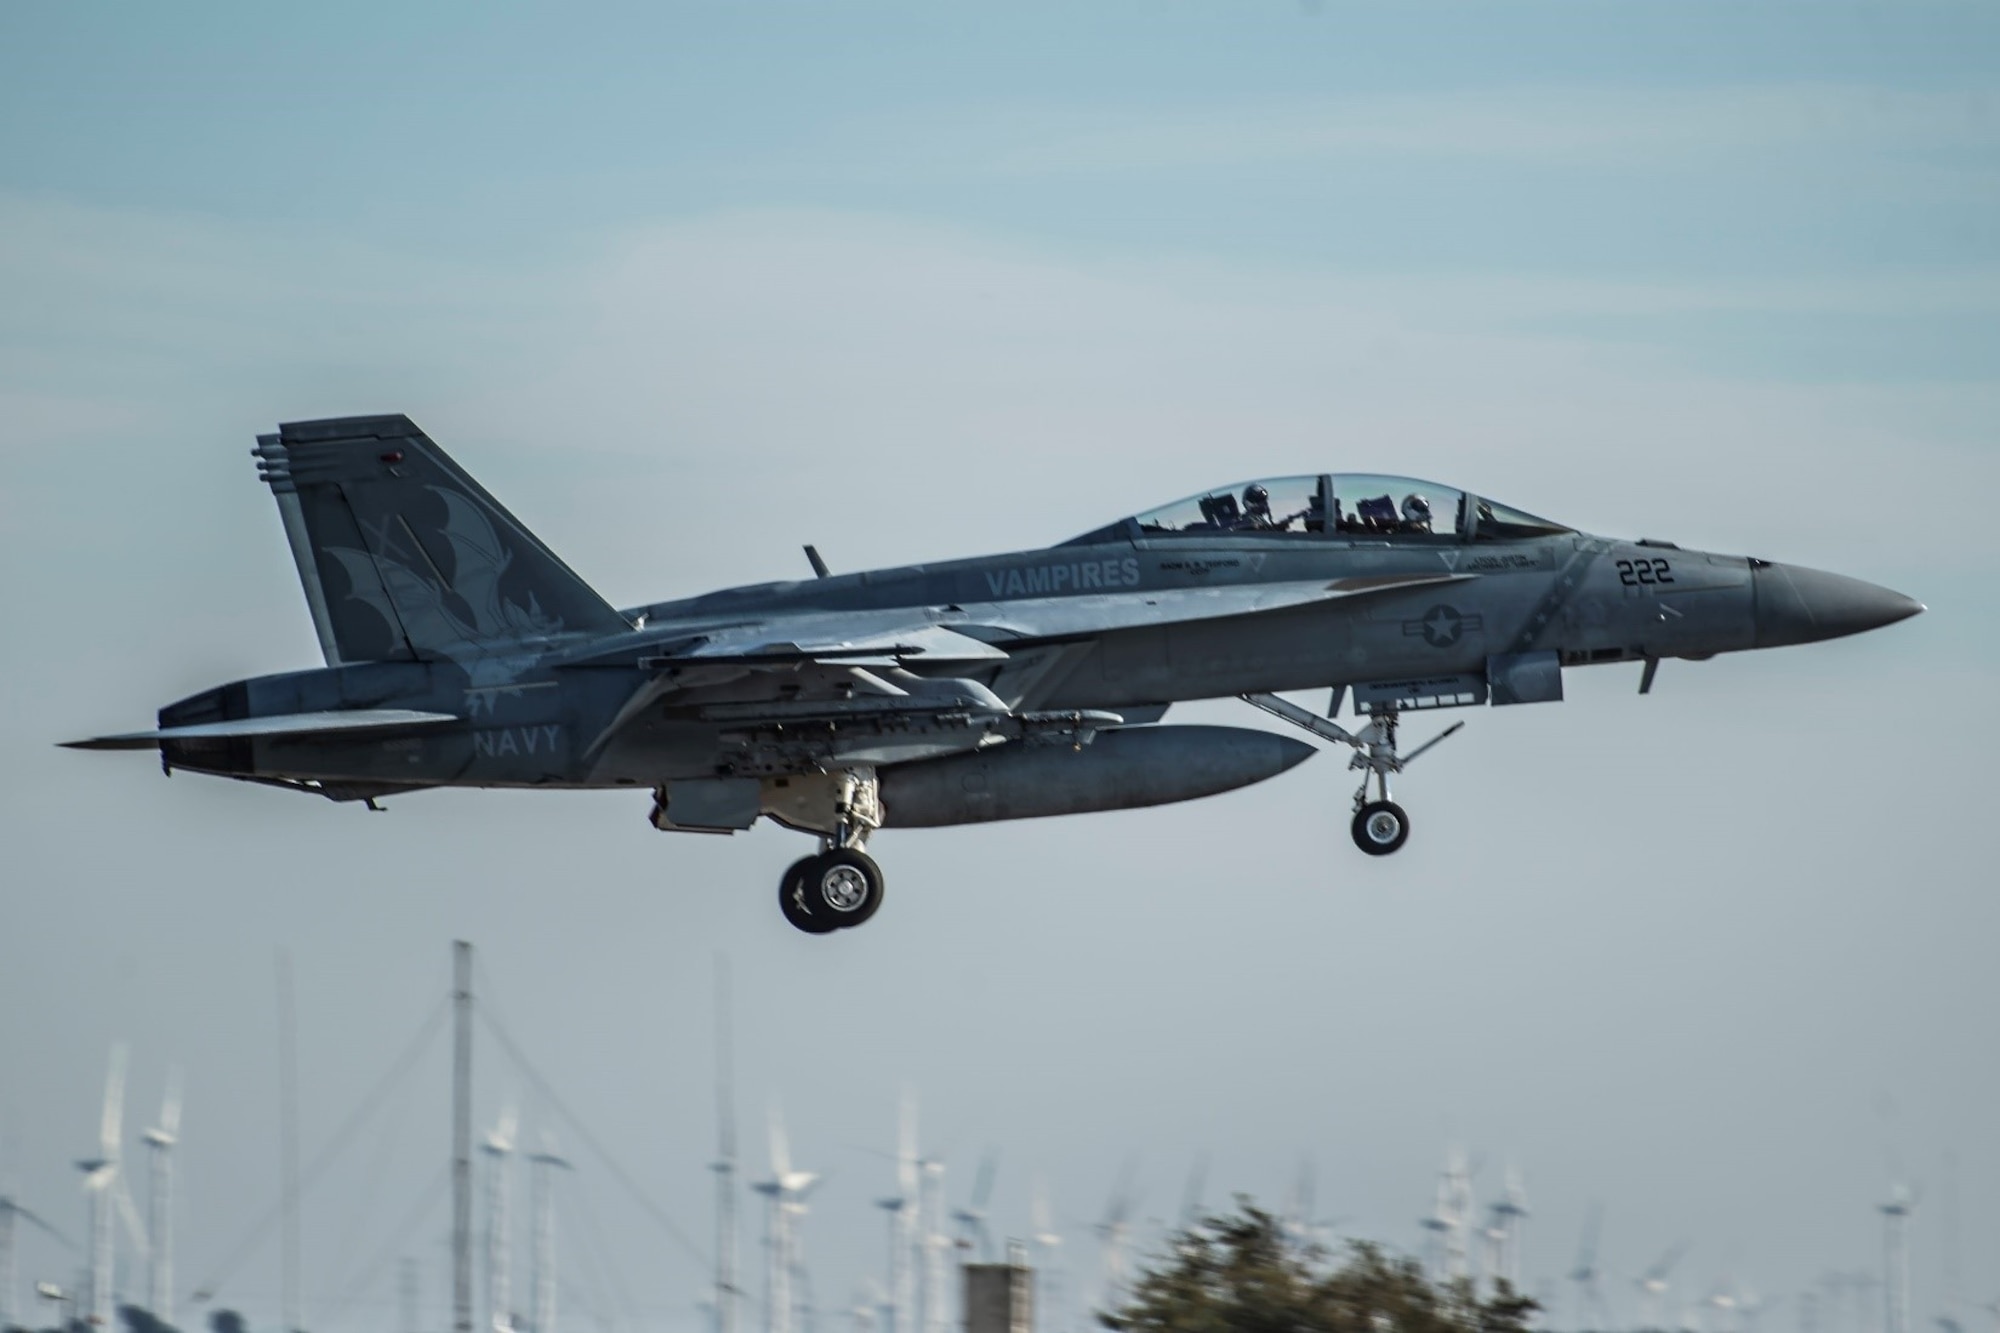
[1091,474,1573,544]
[1330,474,1466,539]
[1470,496,1572,541]
[1133,475,1328,536]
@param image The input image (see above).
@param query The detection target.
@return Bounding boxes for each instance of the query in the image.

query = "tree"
[1102,1201,1536,1333]
[119,1307,177,1333]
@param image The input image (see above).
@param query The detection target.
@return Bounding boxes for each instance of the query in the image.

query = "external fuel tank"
[879,724,1314,827]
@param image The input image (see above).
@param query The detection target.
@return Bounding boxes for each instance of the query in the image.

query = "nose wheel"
[1242,692,1462,858]
[1351,801,1410,855]
[779,847,886,933]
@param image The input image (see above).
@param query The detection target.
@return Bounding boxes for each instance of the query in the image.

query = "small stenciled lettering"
[472,724,563,759]
[1158,557,1243,578]
[1464,552,1540,572]
[984,558,1141,599]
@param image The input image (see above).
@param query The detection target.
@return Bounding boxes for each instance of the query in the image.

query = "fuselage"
[66,419,1924,927]
[147,521,1911,795]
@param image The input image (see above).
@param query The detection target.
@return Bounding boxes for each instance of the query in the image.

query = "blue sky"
[1,5,1996,1332]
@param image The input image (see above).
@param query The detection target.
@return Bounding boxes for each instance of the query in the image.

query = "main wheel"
[1351,800,1410,856]
[778,857,838,934]
[803,847,886,928]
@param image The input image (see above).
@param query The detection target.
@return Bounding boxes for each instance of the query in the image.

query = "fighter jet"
[66,415,1920,932]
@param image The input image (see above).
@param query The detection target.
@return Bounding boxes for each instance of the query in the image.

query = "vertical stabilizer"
[253,416,628,665]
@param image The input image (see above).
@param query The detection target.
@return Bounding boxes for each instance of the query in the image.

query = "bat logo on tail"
[328,487,565,715]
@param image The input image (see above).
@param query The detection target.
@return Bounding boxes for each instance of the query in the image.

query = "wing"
[577,573,1470,674]
[953,572,1475,640]
[569,573,1469,769]
[567,615,1008,672]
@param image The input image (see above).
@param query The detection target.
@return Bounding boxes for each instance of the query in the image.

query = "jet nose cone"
[1752,561,1924,648]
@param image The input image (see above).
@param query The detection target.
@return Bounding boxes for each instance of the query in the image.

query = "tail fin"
[253,415,629,665]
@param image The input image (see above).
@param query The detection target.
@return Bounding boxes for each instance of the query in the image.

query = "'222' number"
[1616,557,1674,587]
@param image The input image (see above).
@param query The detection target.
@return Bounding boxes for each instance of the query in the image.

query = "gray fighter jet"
[67,415,1921,932]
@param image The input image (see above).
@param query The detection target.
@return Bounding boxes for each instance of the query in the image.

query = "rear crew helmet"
[1402,493,1432,525]
[1243,483,1270,509]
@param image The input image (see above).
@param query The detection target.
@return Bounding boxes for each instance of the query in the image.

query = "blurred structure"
[141,1070,181,1326]
[961,1246,1032,1333]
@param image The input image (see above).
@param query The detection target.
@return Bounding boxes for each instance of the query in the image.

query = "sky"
[1,3,1997,1331]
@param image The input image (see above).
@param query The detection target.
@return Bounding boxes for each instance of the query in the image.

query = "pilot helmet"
[1243,483,1270,510]
[1401,493,1432,526]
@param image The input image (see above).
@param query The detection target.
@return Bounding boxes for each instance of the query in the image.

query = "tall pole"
[401,1257,420,1333]
[485,1132,514,1333]
[81,1044,125,1333]
[714,958,739,1333]
[455,941,474,1333]
[87,1182,111,1330]
[528,1152,566,1333]
[889,1095,916,1333]
[0,1200,15,1330]
[1881,1189,1911,1333]
[920,1162,946,1333]
[1444,1149,1471,1285]
[876,1202,906,1333]
[1942,1155,1960,1333]
[757,1187,789,1333]
[278,954,302,1333]
[147,1139,171,1321]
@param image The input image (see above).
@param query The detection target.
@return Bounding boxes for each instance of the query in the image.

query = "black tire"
[804,847,886,928]
[1351,800,1410,856]
[779,857,838,934]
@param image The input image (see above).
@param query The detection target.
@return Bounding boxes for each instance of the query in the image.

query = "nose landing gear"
[1241,692,1463,856]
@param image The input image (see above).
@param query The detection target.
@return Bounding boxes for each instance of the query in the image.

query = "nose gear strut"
[1239,692,1464,856]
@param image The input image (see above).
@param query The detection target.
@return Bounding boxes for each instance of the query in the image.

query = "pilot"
[1240,483,1276,530]
[1401,493,1433,534]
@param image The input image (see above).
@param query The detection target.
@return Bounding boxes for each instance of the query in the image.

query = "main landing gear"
[1240,692,1464,857]
[772,766,887,934]
[779,846,886,934]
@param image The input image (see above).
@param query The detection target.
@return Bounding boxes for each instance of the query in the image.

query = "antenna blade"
[1577,1200,1604,1268]
[1105,1157,1140,1225]
[715,955,736,1161]
[101,1044,129,1158]
[160,1066,184,1140]
[769,1106,791,1179]
[897,1087,918,1193]
[972,1150,999,1209]
[1180,1153,1209,1231]
[113,1174,150,1258]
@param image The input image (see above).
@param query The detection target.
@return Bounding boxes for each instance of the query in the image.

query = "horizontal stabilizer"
[62,709,460,751]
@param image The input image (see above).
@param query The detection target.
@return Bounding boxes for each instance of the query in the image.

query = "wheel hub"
[820,863,871,912]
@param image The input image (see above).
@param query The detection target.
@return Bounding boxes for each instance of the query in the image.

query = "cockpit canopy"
[1066,474,1571,545]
